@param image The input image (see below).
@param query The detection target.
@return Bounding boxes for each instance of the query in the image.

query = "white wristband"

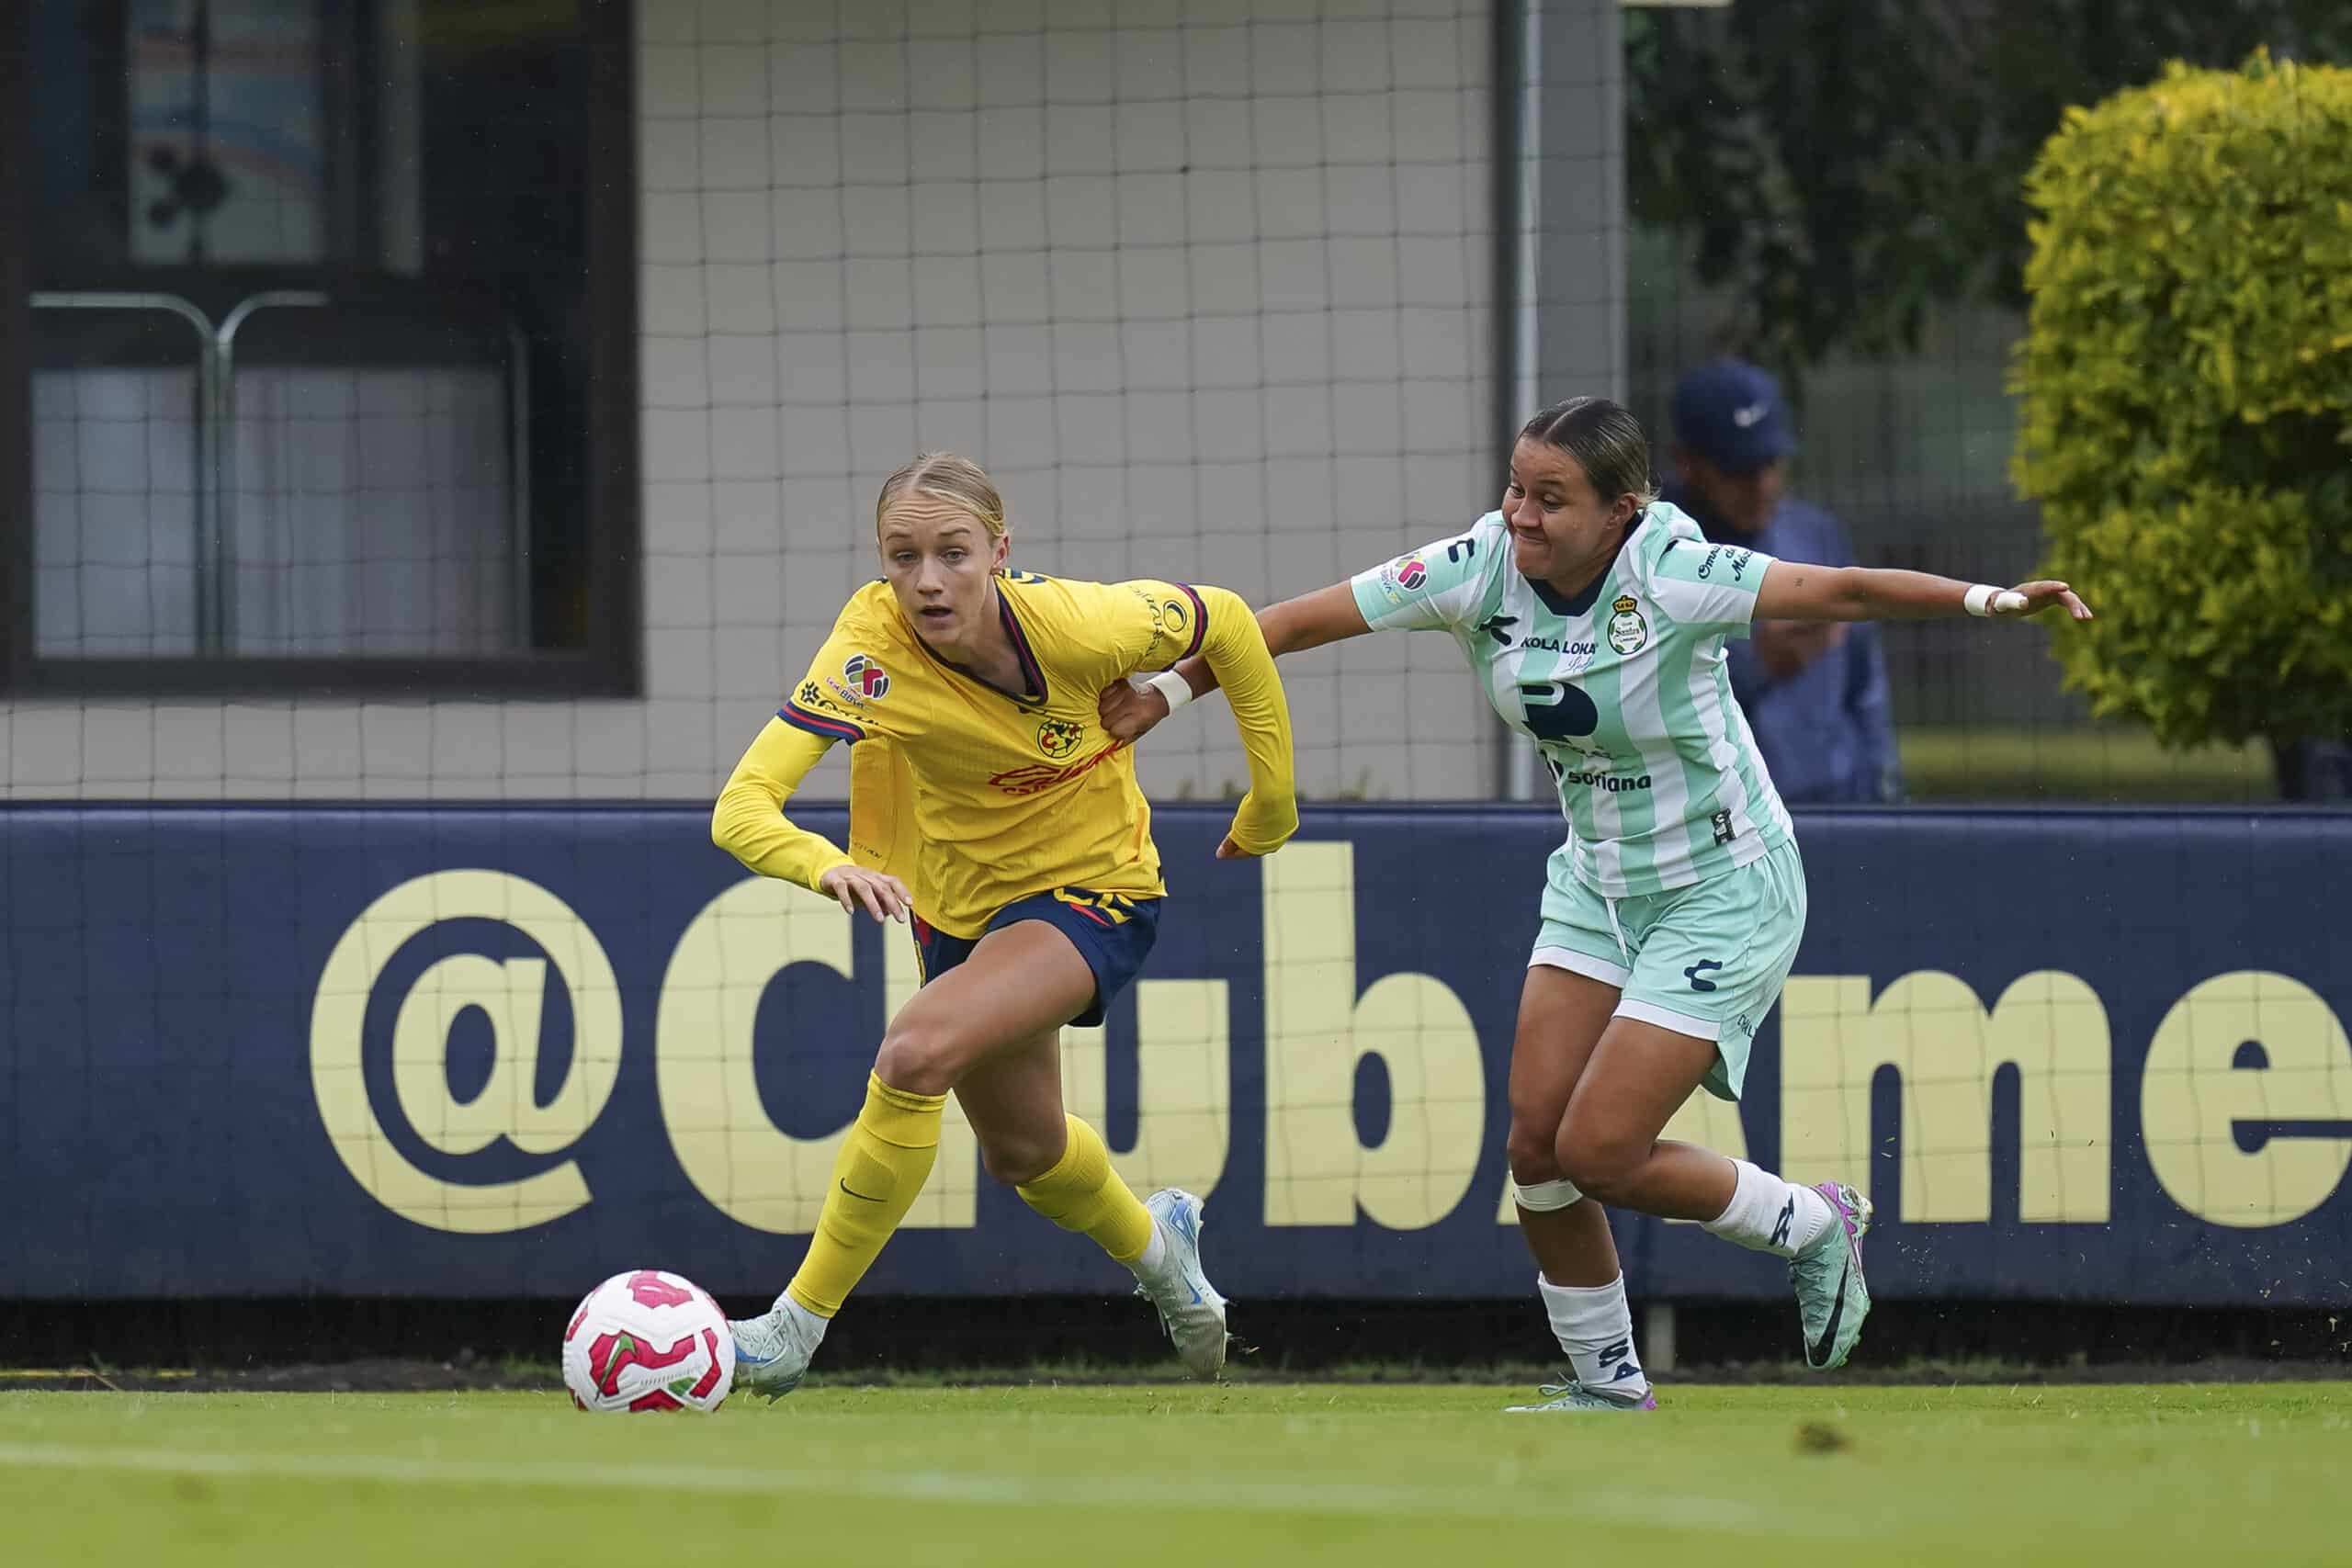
[1964,584,2026,617]
[1136,669,1193,712]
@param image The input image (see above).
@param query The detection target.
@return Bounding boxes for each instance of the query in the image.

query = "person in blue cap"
[1667,360,1901,803]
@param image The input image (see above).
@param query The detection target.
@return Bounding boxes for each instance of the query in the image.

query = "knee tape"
[1511,1177,1585,1213]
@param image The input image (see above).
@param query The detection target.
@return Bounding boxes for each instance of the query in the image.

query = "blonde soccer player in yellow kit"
[712,452,1298,1395]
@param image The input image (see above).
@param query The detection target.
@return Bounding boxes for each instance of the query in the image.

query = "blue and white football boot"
[1134,1188,1229,1380]
[727,1295,825,1402]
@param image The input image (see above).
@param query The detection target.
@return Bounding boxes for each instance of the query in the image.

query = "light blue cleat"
[1790,1180,1873,1371]
[1506,1378,1658,1414]
[727,1297,823,1402]
[1134,1188,1229,1380]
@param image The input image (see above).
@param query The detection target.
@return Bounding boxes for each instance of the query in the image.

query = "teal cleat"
[1790,1180,1873,1371]
[1505,1378,1658,1414]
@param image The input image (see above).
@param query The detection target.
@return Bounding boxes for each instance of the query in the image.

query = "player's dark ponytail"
[1520,398,1659,510]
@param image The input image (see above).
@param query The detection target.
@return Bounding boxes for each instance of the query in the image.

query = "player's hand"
[1995,580,2093,622]
[1098,680,1170,742]
[817,864,912,922]
[1216,826,1296,859]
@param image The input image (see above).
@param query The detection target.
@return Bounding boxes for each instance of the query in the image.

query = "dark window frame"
[1,9,30,686]
[0,0,639,699]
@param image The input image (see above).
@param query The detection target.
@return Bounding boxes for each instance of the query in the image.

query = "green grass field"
[5,1382,2346,1567]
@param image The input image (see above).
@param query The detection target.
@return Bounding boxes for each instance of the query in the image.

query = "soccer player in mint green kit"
[1102,396,2091,1409]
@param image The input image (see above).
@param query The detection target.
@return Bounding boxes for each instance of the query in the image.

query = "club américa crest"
[842,653,890,701]
[1036,717,1084,758]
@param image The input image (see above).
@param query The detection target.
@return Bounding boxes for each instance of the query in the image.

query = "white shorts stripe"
[1615,997,1722,1041]
[1529,944,1630,987]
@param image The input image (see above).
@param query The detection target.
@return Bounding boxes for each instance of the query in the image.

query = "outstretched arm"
[1754,563,2093,625]
[1102,581,1372,740]
[1186,584,1307,859]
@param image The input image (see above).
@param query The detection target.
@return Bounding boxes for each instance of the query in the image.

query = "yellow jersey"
[713,570,1295,939]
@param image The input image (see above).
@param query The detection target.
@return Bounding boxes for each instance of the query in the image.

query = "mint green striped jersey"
[1350,502,1794,896]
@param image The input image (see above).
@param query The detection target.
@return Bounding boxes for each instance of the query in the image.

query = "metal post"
[1644,1301,1678,1375]
[213,291,330,652]
[1502,0,1546,803]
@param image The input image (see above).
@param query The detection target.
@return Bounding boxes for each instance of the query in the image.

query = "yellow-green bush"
[2012,51,2352,748]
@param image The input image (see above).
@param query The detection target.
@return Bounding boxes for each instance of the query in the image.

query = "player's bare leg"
[874,921,1098,1096]
[1558,1015,1873,1373]
[1503,963,1654,1412]
[952,1021,1074,1187]
[1508,964,1624,1286]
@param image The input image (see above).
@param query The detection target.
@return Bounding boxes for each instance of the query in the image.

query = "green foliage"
[1626,0,2352,374]
[2011,52,2352,747]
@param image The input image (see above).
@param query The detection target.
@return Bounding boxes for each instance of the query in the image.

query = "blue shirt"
[1664,486,1901,804]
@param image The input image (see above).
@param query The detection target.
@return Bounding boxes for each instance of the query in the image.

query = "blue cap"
[1670,359,1798,474]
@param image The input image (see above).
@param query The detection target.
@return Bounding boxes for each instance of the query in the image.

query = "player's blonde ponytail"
[875,452,1008,541]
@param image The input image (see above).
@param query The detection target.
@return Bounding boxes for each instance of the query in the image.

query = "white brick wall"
[2,0,1627,804]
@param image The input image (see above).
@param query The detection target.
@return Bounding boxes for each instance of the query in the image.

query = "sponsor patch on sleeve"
[1376,555,1430,604]
[842,653,890,702]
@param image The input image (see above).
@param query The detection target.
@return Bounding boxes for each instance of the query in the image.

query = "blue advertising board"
[3,805,2347,1304]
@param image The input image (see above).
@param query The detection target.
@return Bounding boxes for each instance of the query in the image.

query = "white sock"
[774,1292,831,1348]
[1537,1273,1651,1404]
[1703,1158,1835,1258]
[1129,1221,1170,1280]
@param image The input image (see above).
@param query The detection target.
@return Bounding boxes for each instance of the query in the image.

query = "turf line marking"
[0,1441,1861,1537]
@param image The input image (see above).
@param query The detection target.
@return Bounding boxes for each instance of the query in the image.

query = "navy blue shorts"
[911,888,1162,1029]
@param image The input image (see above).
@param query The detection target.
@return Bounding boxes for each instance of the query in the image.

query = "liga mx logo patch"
[1036,718,1083,758]
[1377,554,1429,604]
[842,653,890,701]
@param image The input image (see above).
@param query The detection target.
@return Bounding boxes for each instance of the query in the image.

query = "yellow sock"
[1015,1115,1155,1265]
[786,1074,946,1317]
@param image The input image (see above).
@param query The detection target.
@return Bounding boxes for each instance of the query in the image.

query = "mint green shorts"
[1529,837,1807,1101]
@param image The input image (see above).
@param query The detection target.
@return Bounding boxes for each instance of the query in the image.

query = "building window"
[2,0,638,694]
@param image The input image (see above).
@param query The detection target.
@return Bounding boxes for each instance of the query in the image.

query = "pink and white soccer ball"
[561,1269,736,1413]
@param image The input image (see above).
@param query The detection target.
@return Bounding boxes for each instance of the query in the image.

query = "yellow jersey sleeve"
[1191,582,1298,855]
[1023,575,1210,688]
[711,716,854,892]
[1110,578,1213,672]
[776,599,895,747]
[1050,574,1295,854]
[716,593,919,895]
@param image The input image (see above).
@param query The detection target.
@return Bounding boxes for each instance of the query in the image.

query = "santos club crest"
[1606,594,1648,656]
